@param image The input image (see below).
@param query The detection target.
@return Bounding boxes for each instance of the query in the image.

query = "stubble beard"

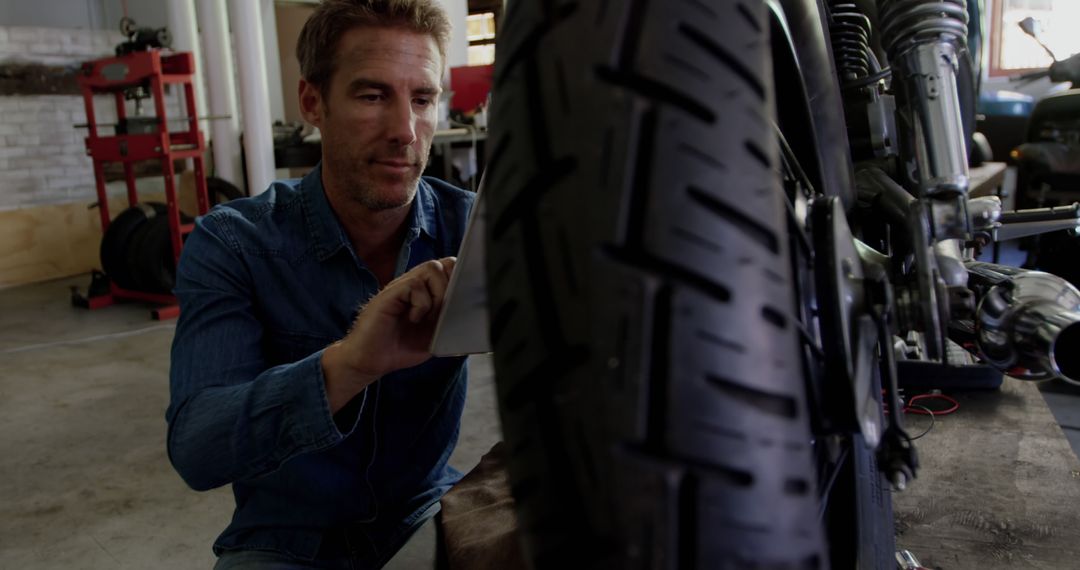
[328,148,427,212]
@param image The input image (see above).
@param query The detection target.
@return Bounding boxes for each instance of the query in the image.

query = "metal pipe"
[880,0,970,239]
[229,0,276,196]
[260,0,287,123]
[902,41,969,197]
[1013,305,1080,382]
[166,0,208,124]
[961,262,1080,384]
[933,240,967,288]
[197,0,244,189]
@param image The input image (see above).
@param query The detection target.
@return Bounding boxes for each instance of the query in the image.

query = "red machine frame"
[77,50,210,320]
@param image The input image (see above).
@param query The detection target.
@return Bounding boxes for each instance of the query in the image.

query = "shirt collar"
[301,164,438,262]
[412,177,439,241]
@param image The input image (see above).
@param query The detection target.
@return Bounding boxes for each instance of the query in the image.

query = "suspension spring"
[879,0,968,59]
[828,2,874,83]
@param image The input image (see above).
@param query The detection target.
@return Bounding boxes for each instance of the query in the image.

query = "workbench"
[968,161,1010,199]
[892,379,1080,568]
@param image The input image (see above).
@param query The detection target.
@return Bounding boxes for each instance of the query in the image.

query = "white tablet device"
[429,174,492,357]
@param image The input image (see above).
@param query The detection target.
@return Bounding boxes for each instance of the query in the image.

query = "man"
[166,1,474,567]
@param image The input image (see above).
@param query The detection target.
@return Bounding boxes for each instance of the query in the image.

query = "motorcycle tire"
[208,175,244,206]
[128,215,174,294]
[100,202,167,290]
[129,209,195,294]
[485,0,826,567]
[178,176,243,219]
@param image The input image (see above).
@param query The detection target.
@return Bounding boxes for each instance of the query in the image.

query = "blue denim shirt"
[166,165,475,563]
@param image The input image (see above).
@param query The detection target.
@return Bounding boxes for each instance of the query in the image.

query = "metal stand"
[72,49,209,320]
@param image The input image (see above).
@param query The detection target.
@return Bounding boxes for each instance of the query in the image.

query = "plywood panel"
[0,186,202,289]
[0,202,101,289]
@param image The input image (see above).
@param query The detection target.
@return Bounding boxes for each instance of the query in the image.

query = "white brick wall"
[0,27,123,66]
[0,26,186,210]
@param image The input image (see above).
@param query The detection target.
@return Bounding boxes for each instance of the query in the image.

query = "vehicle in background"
[1005,18,1080,285]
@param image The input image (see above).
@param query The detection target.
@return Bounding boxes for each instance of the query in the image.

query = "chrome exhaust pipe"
[960,262,1080,384]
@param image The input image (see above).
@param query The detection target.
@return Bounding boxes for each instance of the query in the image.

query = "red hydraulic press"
[73,37,210,320]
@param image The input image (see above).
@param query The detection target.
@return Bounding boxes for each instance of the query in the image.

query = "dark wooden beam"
[0,63,80,96]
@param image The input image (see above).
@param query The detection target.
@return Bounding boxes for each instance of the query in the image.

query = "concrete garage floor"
[0,275,501,569]
[5,270,1080,569]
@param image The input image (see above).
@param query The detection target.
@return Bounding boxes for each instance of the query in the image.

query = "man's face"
[301,26,442,211]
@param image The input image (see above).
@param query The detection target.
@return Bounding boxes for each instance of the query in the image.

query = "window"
[990,0,1080,75]
[466,13,497,42]
[466,12,496,66]
[468,44,496,66]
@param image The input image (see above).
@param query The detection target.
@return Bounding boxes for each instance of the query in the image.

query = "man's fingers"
[415,260,452,317]
[368,257,457,322]
[407,284,433,323]
[439,256,457,278]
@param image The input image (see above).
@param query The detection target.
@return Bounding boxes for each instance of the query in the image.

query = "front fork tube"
[899,40,971,241]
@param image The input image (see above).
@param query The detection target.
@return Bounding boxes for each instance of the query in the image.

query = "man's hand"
[322,257,456,413]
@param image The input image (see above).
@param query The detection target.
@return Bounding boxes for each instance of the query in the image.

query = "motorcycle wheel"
[100,202,167,290]
[484,0,833,567]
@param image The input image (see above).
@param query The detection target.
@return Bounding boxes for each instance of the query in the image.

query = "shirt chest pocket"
[263,329,338,367]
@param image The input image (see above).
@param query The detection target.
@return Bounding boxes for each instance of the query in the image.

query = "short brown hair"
[296,0,452,93]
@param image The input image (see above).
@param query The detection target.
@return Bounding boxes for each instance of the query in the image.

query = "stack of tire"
[99,177,242,294]
[100,202,183,294]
